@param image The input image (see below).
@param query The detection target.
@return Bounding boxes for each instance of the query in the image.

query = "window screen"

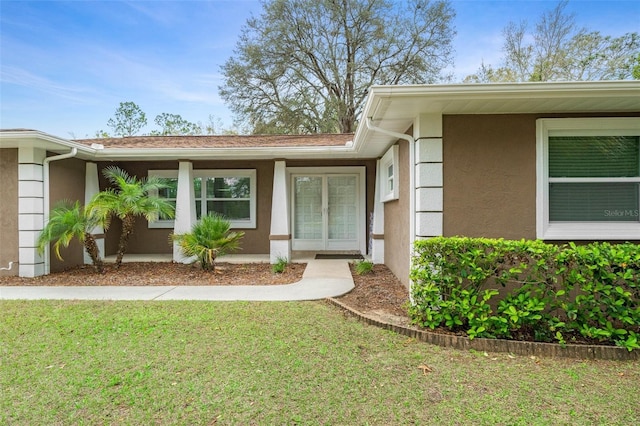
[548,136,639,222]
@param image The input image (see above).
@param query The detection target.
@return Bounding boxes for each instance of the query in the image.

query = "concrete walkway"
[0,259,354,301]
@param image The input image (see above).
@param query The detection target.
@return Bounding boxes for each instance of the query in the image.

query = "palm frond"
[37,201,86,260]
[172,213,244,270]
[102,165,134,186]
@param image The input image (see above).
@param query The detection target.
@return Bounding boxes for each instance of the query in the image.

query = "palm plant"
[172,213,244,271]
[92,166,175,268]
[37,200,107,273]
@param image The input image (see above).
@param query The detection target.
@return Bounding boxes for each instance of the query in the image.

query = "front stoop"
[326,298,639,361]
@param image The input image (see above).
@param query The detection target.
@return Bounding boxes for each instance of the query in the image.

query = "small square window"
[380,145,399,202]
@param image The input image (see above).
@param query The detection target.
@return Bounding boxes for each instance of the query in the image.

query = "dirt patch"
[340,264,410,318]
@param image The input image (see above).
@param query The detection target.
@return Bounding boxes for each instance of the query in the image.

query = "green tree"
[463,61,517,83]
[200,114,238,135]
[465,1,640,82]
[92,166,175,268]
[107,101,147,136]
[633,54,640,80]
[153,113,202,136]
[172,213,244,271]
[220,0,456,134]
[37,200,108,274]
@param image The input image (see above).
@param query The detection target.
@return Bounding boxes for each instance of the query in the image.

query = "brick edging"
[325,298,639,361]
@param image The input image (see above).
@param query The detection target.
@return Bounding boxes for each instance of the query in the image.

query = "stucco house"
[1,81,639,286]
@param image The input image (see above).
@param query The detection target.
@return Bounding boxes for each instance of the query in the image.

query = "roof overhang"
[0,130,97,159]
[352,80,640,158]
[3,81,639,162]
[84,145,361,161]
[0,129,362,161]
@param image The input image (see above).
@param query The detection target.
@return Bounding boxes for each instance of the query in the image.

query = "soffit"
[353,81,640,158]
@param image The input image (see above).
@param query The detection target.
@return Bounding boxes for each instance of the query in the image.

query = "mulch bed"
[0,261,410,320]
[0,262,307,287]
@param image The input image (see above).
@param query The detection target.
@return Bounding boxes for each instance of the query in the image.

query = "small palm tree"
[172,213,244,271]
[37,200,107,274]
[92,166,175,268]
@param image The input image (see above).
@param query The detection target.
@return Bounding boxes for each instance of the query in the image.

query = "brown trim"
[326,299,639,361]
[91,234,106,239]
[371,233,384,240]
[269,234,291,241]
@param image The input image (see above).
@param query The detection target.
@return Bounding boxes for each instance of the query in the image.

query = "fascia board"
[0,130,97,156]
[364,81,640,117]
[2,130,364,160]
[91,145,360,160]
[352,89,392,155]
[367,80,640,99]
[355,80,640,158]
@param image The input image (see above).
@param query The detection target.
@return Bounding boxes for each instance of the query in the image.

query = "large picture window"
[150,169,256,229]
[536,118,640,240]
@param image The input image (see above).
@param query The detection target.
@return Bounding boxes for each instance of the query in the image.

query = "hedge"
[409,237,640,351]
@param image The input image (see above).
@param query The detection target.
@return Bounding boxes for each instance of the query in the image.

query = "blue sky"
[1,0,638,138]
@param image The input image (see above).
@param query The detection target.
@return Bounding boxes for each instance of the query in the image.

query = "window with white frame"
[152,170,179,222]
[149,169,257,229]
[380,145,399,202]
[536,118,640,240]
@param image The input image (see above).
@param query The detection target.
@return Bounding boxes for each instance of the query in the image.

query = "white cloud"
[0,66,97,103]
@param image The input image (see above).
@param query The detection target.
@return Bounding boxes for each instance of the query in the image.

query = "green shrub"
[409,237,640,350]
[354,259,374,275]
[272,256,288,274]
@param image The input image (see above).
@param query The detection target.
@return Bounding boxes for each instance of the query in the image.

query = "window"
[536,118,640,240]
[380,145,399,202]
[152,170,179,222]
[198,170,256,228]
[149,169,257,229]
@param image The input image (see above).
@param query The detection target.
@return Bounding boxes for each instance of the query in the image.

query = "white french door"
[291,173,360,251]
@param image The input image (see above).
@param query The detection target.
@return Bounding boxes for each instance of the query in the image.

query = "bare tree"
[465,1,639,83]
[220,0,456,134]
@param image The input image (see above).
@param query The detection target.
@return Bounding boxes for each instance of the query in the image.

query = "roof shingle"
[75,133,354,149]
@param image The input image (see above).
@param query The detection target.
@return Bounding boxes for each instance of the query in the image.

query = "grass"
[354,259,374,275]
[2,301,639,425]
[272,256,288,274]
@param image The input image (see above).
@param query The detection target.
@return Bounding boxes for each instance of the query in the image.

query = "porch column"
[84,162,104,265]
[269,160,291,263]
[17,147,46,277]
[173,161,196,263]
[371,159,385,263]
[414,113,444,239]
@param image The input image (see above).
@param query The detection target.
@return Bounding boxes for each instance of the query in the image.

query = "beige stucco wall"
[0,149,19,276]
[99,160,274,255]
[443,114,538,239]
[99,159,376,256]
[49,157,87,272]
[383,140,410,287]
[442,113,640,240]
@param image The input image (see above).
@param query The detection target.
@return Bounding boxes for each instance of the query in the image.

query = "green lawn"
[2,300,638,425]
